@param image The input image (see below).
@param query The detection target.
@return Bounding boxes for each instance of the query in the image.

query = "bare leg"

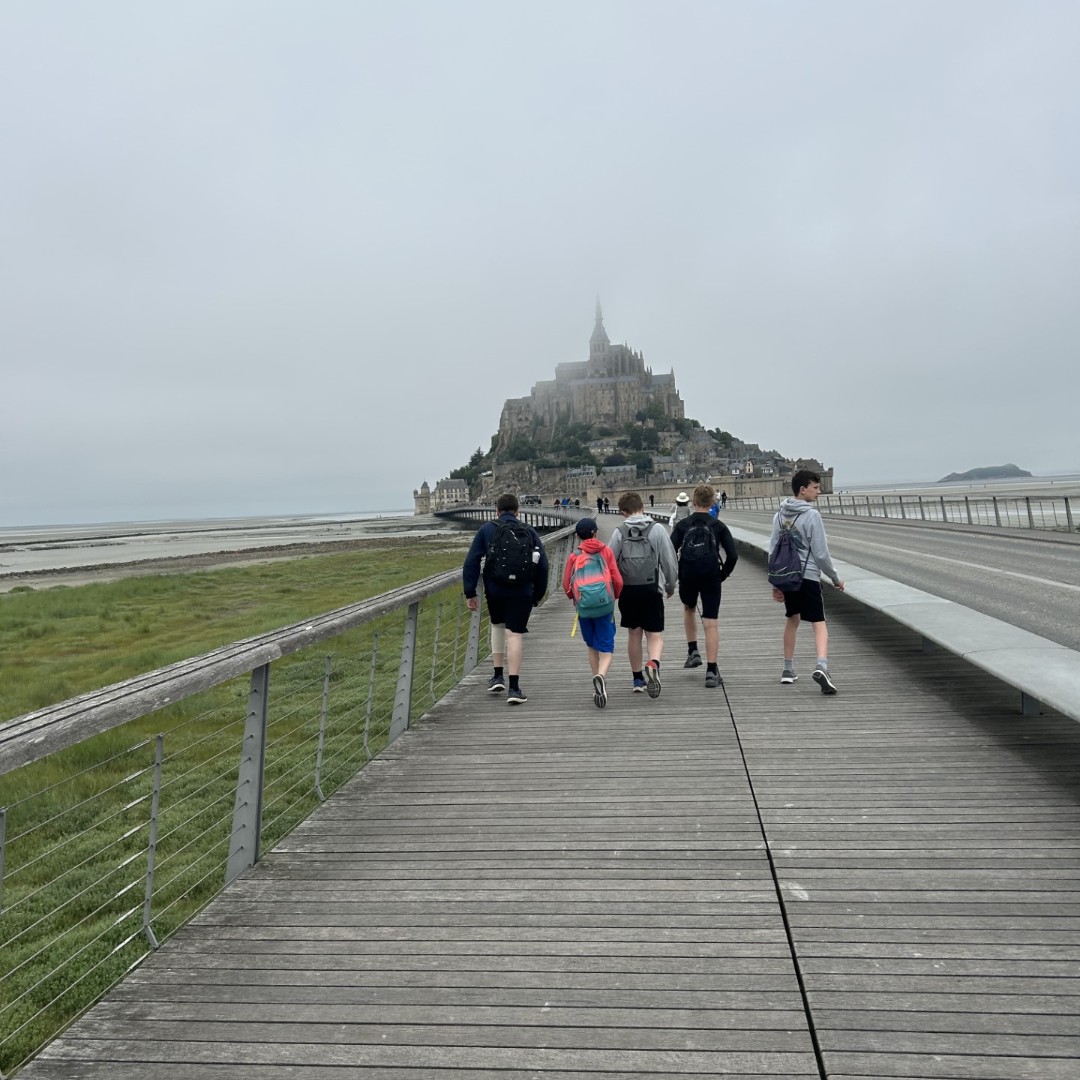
[597,650,614,678]
[646,632,664,664]
[506,631,523,677]
[627,627,644,671]
[703,618,719,663]
[682,606,698,647]
[812,620,829,662]
[587,646,600,676]
[783,614,800,660]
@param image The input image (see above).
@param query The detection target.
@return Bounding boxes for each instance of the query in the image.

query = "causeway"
[19,551,1080,1079]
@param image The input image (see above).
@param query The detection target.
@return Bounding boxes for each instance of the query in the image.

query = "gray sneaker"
[780,670,797,684]
[705,671,723,689]
[592,674,608,709]
[644,661,662,699]
[812,668,837,695]
[506,686,528,705]
[684,651,703,668]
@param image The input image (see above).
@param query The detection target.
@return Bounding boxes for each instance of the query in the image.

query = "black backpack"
[679,521,720,577]
[486,520,535,586]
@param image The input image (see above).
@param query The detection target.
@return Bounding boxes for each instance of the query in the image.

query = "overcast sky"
[2,1,1077,526]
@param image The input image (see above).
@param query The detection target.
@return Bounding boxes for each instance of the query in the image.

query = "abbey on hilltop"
[497,301,684,444]
[414,304,832,513]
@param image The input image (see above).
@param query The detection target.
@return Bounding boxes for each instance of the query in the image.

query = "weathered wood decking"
[20,556,1080,1079]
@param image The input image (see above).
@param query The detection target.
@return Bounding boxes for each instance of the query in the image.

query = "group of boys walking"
[462,470,844,707]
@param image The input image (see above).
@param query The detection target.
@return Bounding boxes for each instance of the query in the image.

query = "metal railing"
[0,520,578,1077]
[730,493,1076,533]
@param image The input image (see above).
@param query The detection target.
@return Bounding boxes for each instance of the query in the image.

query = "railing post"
[364,634,379,760]
[142,733,163,948]
[918,495,925,520]
[1025,496,1035,530]
[965,496,973,525]
[881,495,888,518]
[464,581,484,675]
[430,603,443,703]
[0,805,6,913]
[389,601,420,743]
[899,496,906,520]
[315,655,331,801]
[225,662,270,885]
[993,497,1001,527]
[940,495,946,521]
[1066,497,1074,533]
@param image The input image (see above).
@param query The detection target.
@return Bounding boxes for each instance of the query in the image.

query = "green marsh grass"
[0,540,485,1074]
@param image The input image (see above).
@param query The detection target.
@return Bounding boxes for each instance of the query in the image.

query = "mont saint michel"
[415,305,832,513]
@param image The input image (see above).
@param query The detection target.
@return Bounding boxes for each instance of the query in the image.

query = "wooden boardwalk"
[20,554,1080,1079]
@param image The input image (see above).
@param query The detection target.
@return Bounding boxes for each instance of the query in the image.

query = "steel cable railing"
[0,521,575,1075]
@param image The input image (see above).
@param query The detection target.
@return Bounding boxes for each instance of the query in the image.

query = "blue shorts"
[579,613,616,653]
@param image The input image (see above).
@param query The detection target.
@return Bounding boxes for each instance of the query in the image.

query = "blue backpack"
[768,517,810,592]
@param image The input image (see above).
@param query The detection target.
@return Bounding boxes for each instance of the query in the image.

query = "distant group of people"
[462,471,842,708]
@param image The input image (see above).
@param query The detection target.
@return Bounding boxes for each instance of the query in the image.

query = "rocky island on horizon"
[938,463,1033,483]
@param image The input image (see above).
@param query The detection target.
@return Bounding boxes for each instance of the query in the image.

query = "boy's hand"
[834,579,846,592]
[466,596,478,611]
[771,587,784,602]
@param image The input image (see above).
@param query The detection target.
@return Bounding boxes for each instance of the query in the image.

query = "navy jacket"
[462,512,549,602]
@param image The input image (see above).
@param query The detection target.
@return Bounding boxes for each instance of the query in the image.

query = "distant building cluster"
[412,478,469,515]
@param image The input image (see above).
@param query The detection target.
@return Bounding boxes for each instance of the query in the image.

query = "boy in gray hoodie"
[609,491,679,698]
[769,469,845,693]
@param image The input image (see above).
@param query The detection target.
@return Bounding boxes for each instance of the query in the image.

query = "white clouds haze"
[2,1,1078,525]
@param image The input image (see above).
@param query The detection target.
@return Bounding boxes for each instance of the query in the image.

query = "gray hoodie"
[769,497,840,585]
[609,513,679,595]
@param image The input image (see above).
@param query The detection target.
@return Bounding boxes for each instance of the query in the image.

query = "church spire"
[590,297,610,350]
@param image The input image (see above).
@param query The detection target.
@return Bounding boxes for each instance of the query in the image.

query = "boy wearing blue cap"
[563,518,623,708]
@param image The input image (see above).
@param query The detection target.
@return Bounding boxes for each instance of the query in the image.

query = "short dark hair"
[496,493,519,513]
[791,469,820,495]
[618,491,643,514]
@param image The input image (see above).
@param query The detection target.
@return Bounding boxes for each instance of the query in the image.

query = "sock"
[784,658,795,671]
[706,662,718,674]
[508,675,520,689]
[632,670,643,680]
[687,641,698,654]
[816,658,828,670]
[493,667,504,679]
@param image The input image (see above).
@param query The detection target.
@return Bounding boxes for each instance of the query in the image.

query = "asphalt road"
[722,511,1080,652]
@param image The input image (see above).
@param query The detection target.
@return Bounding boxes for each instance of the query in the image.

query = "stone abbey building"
[497,303,684,445]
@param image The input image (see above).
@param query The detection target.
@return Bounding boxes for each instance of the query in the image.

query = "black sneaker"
[705,671,723,689]
[644,661,662,699]
[812,668,837,695]
[592,674,607,709]
[506,686,528,705]
[780,669,797,684]
[487,673,506,693]
[684,651,703,668]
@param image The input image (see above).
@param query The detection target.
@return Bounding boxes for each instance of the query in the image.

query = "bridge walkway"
[19,552,1080,1078]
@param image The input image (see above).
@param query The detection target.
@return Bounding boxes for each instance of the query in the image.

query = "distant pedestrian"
[563,518,623,709]
[603,497,610,514]
[668,491,692,534]
[769,469,845,693]
[463,493,549,705]
[720,490,728,509]
[596,495,604,514]
[609,491,678,699]
[671,483,738,688]
[649,494,655,508]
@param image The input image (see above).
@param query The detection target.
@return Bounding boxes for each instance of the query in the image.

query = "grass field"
[0,539,478,1074]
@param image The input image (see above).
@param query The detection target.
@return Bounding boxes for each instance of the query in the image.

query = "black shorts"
[784,579,825,623]
[618,585,666,633]
[486,594,534,634]
[679,574,722,620]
